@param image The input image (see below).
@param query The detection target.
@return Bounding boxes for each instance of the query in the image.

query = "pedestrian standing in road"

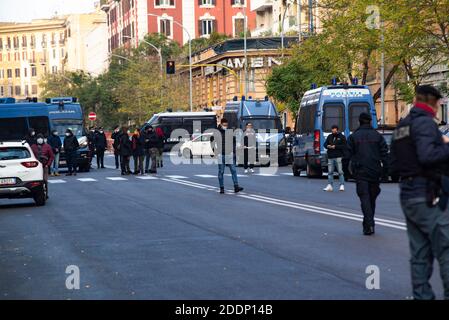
[211,118,244,194]
[87,127,96,169]
[347,113,388,235]
[143,126,160,174]
[131,128,145,175]
[31,134,54,198]
[94,127,107,169]
[155,126,165,168]
[390,85,449,300]
[47,129,62,176]
[119,127,132,175]
[243,122,256,174]
[323,125,347,192]
[111,126,121,169]
[64,129,80,176]
[24,128,37,146]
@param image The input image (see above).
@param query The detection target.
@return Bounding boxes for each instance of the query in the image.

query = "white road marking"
[162,178,406,231]
[136,176,159,180]
[48,179,66,184]
[224,174,247,177]
[77,178,97,182]
[254,173,280,177]
[195,174,216,178]
[164,175,188,179]
[281,173,294,176]
[106,177,128,181]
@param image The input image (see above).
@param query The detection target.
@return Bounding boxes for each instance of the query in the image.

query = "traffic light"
[166,60,175,74]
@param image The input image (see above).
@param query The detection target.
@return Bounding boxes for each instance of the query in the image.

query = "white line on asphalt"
[254,173,280,177]
[281,173,294,176]
[195,174,216,178]
[164,175,188,179]
[136,176,159,180]
[106,177,128,181]
[225,174,247,177]
[48,179,66,184]
[77,178,97,182]
[164,177,406,231]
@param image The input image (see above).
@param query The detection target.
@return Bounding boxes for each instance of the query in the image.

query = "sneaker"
[323,184,333,192]
[250,168,254,173]
[244,169,248,174]
[55,172,60,176]
[339,185,345,192]
[234,186,244,193]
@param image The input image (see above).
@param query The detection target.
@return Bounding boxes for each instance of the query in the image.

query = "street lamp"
[281,1,292,58]
[147,13,193,112]
[110,53,132,62]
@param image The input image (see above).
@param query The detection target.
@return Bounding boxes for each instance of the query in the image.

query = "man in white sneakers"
[323,125,347,192]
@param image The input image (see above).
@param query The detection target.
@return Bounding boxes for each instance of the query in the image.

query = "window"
[323,103,345,132]
[231,0,245,5]
[0,86,3,96]
[0,147,31,160]
[24,85,29,96]
[296,104,317,134]
[200,0,216,6]
[42,34,47,48]
[22,35,27,47]
[155,0,175,6]
[200,19,215,36]
[0,69,4,78]
[13,36,19,49]
[24,68,27,77]
[248,69,255,91]
[7,69,12,78]
[29,116,50,136]
[32,85,38,95]
[15,68,20,77]
[31,67,37,77]
[14,85,21,95]
[53,49,56,59]
[30,35,36,48]
[0,38,3,50]
[52,66,58,74]
[159,19,172,37]
[0,118,28,141]
[8,86,13,96]
[234,17,245,36]
[349,102,370,131]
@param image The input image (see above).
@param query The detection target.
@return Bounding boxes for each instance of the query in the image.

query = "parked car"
[179,133,215,158]
[0,141,47,206]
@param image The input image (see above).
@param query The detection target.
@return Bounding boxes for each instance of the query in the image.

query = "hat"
[359,112,372,122]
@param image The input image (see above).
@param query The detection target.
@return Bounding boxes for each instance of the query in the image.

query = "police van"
[223,97,288,166]
[292,85,378,177]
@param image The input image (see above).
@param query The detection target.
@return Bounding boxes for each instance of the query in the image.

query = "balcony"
[251,0,273,11]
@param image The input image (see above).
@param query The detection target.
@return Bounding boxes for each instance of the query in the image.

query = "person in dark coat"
[87,127,96,168]
[323,125,347,192]
[347,113,388,235]
[119,127,132,175]
[143,126,161,174]
[25,128,37,146]
[111,126,121,169]
[131,128,145,175]
[63,128,80,176]
[390,85,449,300]
[155,127,165,168]
[94,127,107,169]
[47,129,62,176]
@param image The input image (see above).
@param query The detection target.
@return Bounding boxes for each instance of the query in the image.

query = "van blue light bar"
[46,97,78,104]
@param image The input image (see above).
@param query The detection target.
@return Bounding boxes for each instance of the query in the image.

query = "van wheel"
[33,186,46,206]
[292,165,301,176]
[306,164,322,178]
[182,148,192,159]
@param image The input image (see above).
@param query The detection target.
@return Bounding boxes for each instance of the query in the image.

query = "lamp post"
[281,1,292,58]
[297,0,302,43]
[148,13,193,112]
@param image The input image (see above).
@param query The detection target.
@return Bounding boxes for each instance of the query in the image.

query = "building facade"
[0,19,67,99]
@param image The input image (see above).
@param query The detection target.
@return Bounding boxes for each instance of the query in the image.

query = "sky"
[0,0,98,23]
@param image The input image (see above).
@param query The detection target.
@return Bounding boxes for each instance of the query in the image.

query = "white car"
[0,141,47,206]
[180,133,215,158]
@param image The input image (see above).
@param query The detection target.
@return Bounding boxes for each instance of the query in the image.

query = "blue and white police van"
[0,97,91,172]
[223,97,288,166]
[292,84,378,177]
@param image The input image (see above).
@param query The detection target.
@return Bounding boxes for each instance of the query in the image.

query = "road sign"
[88,112,97,121]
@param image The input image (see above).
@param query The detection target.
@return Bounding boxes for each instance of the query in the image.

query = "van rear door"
[348,102,371,132]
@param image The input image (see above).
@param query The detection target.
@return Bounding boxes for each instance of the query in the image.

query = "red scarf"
[415,102,436,117]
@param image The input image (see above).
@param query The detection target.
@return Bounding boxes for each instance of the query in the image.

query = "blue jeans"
[218,154,238,188]
[327,157,345,186]
[52,153,60,174]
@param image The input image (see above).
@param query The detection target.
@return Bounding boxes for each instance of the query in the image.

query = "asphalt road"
[0,153,445,299]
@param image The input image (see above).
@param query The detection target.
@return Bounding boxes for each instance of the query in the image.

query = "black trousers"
[114,152,120,169]
[120,155,130,174]
[356,180,381,229]
[96,148,105,168]
[243,148,255,170]
[66,151,77,174]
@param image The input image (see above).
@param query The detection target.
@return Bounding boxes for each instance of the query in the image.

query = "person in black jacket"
[131,128,145,175]
[24,128,37,146]
[47,129,62,176]
[143,126,161,174]
[390,85,449,300]
[323,125,347,192]
[119,126,132,175]
[111,126,121,169]
[87,127,96,168]
[63,129,80,176]
[94,127,107,169]
[347,113,388,235]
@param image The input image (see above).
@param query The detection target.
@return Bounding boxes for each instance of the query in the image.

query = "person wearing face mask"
[119,126,132,175]
[63,129,80,176]
[94,127,107,169]
[143,126,160,174]
[131,128,145,175]
[111,126,122,169]
[211,118,243,194]
[25,128,37,146]
[31,134,54,198]
[47,130,62,176]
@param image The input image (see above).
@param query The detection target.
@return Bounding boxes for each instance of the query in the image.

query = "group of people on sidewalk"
[111,125,165,176]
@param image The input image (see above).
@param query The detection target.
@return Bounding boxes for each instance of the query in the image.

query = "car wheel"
[182,148,192,159]
[33,186,46,206]
[306,163,322,178]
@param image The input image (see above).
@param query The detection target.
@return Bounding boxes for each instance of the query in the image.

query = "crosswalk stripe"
[195,174,216,178]
[224,174,246,178]
[281,173,294,176]
[106,177,128,181]
[165,175,188,179]
[48,179,66,184]
[77,178,97,182]
[255,173,280,177]
[136,176,158,180]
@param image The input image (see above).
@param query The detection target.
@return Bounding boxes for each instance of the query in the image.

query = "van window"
[29,116,49,136]
[0,117,28,140]
[323,103,345,132]
[349,102,370,131]
[296,104,317,134]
